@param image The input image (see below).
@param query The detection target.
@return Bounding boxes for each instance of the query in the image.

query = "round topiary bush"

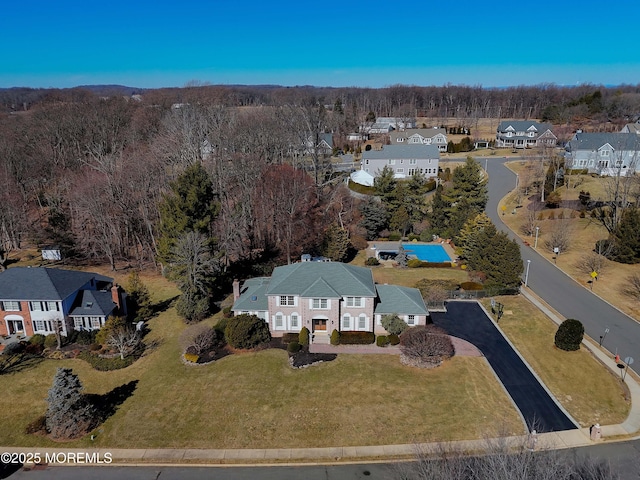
[44,334,58,349]
[224,314,271,350]
[388,334,400,345]
[554,318,584,351]
[287,341,301,353]
[299,326,310,346]
[376,335,389,347]
[365,257,380,266]
[330,329,340,346]
[29,334,46,346]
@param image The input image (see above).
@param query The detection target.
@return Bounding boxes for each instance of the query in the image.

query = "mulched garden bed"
[289,348,336,368]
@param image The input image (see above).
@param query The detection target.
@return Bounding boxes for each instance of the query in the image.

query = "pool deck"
[367,240,457,263]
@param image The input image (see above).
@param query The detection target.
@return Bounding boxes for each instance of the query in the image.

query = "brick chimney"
[233,279,240,302]
[111,284,121,311]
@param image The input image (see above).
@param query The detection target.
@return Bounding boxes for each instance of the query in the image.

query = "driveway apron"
[431,301,577,433]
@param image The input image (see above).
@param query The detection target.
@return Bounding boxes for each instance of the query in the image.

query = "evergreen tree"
[46,368,97,439]
[455,212,494,259]
[467,225,523,292]
[373,165,397,201]
[445,157,488,237]
[390,205,411,237]
[322,224,350,262]
[428,185,450,237]
[126,270,152,322]
[613,207,640,264]
[157,163,219,265]
[169,231,216,322]
[359,199,388,240]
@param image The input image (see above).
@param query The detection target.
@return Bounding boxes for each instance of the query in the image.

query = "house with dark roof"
[231,262,428,339]
[496,121,557,149]
[0,267,125,338]
[361,144,440,180]
[565,132,640,176]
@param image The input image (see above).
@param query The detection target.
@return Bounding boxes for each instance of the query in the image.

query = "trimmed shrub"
[29,334,46,346]
[299,326,310,346]
[407,258,424,268]
[25,343,44,355]
[381,314,409,335]
[376,335,389,347]
[339,331,375,345]
[44,334,58,349]
[222,306,232,318]
[388,334,400,345]
[74,330,96,345]
[183,353,199,363]
[3,341,25,356]
[554,319,584,351]
[78,351,136,371]
[330,329,340,345]
[214,317,229,337]
[365,257,380,266]
[282,333,299,344]
[388,232,402,241]
[287,341,301,353]
[422,262,452,268]
[224,314,271,349]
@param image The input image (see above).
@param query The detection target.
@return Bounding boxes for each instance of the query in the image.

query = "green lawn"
[481,296,630,427]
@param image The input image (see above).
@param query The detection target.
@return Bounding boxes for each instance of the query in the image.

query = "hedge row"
[78,351,136,371]
[407,260,453,268]
[336,331,375,345]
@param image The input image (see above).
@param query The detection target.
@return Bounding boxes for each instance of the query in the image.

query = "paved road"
[431,301,576,433]
[480,156,640,375]
[6,440,640,480]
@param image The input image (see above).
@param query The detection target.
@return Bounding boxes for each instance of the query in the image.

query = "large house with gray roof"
[361,144,440,180]
[565,132,640,176]
[0,267,125,339]
[232,262,429,338]
[496,121,557,149]
[389,128,448,152]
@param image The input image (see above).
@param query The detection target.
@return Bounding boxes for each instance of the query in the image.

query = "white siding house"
[361,145,440,179]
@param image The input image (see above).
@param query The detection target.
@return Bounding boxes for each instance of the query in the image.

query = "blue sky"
[2,0,639,89]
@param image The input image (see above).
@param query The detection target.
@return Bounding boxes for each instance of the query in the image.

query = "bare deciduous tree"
[624,273,640,302]
[544,219,572,253]
[106,325,141,360]
[179,324,218,355]
[575,251,609,276]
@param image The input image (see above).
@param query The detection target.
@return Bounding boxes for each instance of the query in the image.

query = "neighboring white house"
[496,120,557,149]
[364,117,416,135]
[389,128,448,152]
[231,262,429,338]
[361,144,440,179]
[565,132,640,176]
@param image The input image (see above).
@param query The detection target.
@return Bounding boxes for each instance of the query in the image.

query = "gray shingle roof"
[266,263,376,297]
[68,290,117,317]
[361,144,440,160]
[232,277,270,311]
[0,267,113,301]
[566,132,640,152]
[374,285,429,315]
[497,120,552,133]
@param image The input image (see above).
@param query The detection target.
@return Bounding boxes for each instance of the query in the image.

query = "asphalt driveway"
[431,301,577,433]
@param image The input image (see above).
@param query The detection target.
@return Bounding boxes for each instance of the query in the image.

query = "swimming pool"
[404,244,451,262]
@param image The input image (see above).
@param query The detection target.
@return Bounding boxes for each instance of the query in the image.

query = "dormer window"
[85,302,93,309]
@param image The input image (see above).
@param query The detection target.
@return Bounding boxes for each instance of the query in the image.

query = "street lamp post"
[524,259,531,287]
[485,158,488,171]
[534,226,539,249]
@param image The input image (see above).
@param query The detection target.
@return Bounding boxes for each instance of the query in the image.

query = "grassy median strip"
[482,296,630,427]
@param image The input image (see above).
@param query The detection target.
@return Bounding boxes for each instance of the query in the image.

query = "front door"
[313,319,327,332]
[7,319,24,335]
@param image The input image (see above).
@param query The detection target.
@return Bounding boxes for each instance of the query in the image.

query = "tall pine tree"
[157,163,219,265]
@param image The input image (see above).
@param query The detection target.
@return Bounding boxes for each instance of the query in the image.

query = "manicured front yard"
[482,296,630,427]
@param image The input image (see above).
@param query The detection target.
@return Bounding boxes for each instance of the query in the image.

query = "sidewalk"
[7,294,640,466]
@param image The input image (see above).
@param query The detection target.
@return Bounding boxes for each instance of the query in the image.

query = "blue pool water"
[405,244,451,262]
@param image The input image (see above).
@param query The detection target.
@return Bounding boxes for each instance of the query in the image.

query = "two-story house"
[0,267,125,338]
[496,121,557,149]
[564,132,640,177]
[365,117,416,135]
[231,262,428,339]
[389,128,448,152]
[361,144,440,180]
